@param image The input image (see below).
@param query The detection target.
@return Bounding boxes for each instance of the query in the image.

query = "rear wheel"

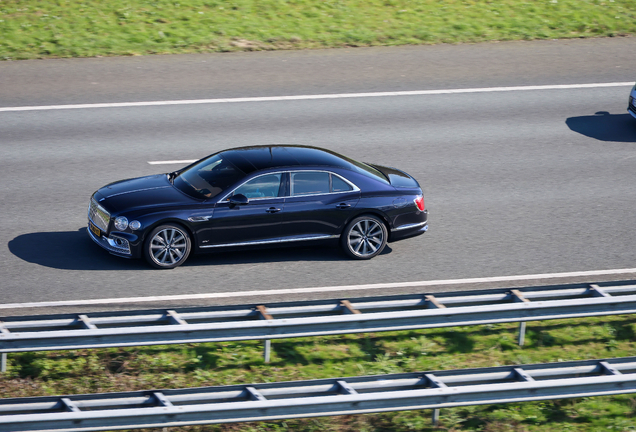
[144,224,191,269]
[341,215,387,260]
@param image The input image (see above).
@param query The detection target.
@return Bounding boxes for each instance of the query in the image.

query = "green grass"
[1,0,636,60]
[2,315,636,431]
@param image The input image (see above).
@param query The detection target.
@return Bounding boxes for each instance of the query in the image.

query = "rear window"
[338,156,389,184]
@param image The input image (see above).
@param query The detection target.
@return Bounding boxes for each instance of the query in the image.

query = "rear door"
[281,171,360,239]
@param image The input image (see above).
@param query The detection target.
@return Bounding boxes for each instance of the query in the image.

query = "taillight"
[414,196,425,211]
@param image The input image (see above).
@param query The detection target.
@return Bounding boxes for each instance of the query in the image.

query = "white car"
[629,83,636,119]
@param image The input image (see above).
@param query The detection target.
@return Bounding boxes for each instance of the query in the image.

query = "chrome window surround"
[88,198,110,232]
[219,170,360,202]
[290,171,359,198]
[219,171,287,202]
[290,171,330,197]
[230,172,284,200]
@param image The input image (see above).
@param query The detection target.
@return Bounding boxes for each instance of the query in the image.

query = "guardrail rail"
[2,281,636,364]
[1,356,636,431]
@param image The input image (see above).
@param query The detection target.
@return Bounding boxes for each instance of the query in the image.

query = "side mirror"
[229,194,248,207]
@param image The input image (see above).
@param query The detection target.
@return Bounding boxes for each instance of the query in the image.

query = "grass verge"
[2,314,636,431]
[1,0,636,60]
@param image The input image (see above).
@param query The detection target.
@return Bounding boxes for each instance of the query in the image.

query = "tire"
[341,215,387,260]
[143,224,191,269]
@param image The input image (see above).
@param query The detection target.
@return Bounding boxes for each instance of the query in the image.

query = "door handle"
[335,203,351,209]
[266,207,281,213]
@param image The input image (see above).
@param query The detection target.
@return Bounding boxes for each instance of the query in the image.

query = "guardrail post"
[425,373,446,426]
[510,290,530,346]
[0,321,8,372]
[432,408,440,426]
[518,321,527,346]
[256,306,273,363]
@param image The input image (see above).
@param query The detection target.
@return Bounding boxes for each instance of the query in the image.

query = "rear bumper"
[390,210,428,242]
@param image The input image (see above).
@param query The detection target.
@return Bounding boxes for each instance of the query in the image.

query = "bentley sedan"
[88,145,428,269]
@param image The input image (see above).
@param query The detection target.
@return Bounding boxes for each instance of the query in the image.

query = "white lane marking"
[0,82,633,113]
[2,268,636,310]
[148,159,197,165]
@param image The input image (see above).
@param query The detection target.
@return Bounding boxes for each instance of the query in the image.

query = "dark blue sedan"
[88,145,428,269]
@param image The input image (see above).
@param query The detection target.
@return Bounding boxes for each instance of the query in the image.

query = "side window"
[233,173,283,199]
[331,174,353,192]
[291,172,330,196]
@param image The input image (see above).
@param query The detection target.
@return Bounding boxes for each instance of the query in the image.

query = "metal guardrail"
[1,281,636,361]
[1,356,635,431]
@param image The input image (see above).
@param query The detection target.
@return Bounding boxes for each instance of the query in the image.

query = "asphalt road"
[1,37,636,312]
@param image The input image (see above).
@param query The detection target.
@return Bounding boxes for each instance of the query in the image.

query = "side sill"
[200,234,339,249]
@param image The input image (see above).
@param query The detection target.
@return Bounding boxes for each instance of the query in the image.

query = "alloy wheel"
[347,218,385,258]
[149,227,188,267]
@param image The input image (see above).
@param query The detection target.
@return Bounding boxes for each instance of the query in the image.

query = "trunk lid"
[369,164,421,188]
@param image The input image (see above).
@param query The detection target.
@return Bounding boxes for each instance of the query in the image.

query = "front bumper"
[629,93,636,119]
[87,227,133,258]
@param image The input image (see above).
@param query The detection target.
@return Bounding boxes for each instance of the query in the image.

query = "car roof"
[220,145,354,174]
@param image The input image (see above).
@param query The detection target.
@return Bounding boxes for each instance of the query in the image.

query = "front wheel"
[341,215,387,260]
[144,224,191,269]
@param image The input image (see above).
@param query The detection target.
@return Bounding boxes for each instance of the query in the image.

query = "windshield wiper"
[168,172,176,184]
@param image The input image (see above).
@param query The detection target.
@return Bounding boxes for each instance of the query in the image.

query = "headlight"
[129,220,141,230]
[114,216,129,231]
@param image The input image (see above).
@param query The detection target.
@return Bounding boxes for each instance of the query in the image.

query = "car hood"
[95,174,193,212]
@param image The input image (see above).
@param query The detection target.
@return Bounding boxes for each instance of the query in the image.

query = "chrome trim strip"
[391,221,428,232]
[103,186,171,199]
[188,216,213,222]
[286,188,359,199]
[200,234,339,248]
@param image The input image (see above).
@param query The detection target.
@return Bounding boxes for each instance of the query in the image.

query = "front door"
[199,173,285,248]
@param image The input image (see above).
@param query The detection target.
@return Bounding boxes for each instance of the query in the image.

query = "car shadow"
[185,244,392,267]
[565,112,636,142]
[8,228,392,270]
[8,228,149,271]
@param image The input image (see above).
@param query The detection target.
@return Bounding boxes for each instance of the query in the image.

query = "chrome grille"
[88,197,110,232]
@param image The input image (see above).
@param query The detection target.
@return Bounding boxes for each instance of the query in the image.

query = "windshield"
[173,154,246,199]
